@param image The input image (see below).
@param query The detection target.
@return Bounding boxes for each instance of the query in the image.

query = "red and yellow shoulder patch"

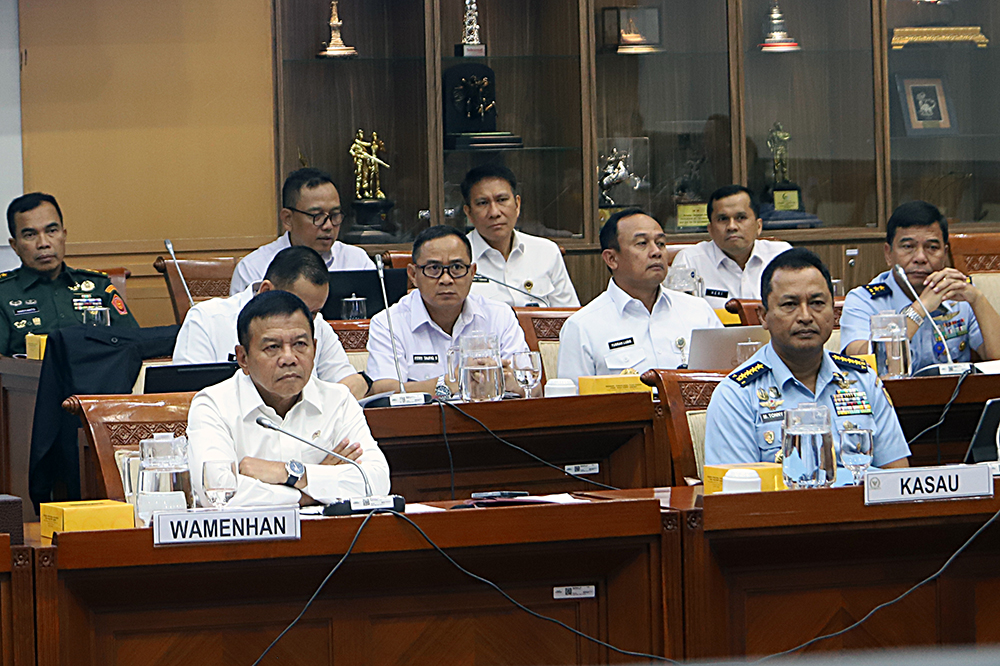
[111,294,128,316]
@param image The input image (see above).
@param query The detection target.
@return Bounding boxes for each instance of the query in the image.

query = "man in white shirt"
[188,290,390,508]
[558,208,723,382]
[670,185,791,309]
[462,165,579,307]
[174,246,368,399]
[367,225,530,397]
[230,168,374,295]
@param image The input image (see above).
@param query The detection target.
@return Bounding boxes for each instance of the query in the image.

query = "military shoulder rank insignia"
[728,361,770,387]
[864,283,890,298]
[0,271,15,283]
[830,352,871,373]
[105,284,116,294]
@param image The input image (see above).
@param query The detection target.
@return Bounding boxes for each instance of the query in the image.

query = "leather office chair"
[153,256,237,324]
[513,307,579,384]
[63,392,194,502]
[642,369,726,485]
[328,319,370,373]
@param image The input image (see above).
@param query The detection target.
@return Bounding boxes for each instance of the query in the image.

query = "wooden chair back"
[153,256,237,324]
[98,267,131,302]
[328,319,370,373]
[380,251,414,289]
[513,307,579,382]
[642,369,726,484]
[726,298,846,328]
[63,392,195,502]
[951,233,1000,273]
[664,244,694,267]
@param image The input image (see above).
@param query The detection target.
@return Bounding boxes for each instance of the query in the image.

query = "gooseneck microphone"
[164,239,195,308]
[255,415,405,514]
[372,255,432,407]
[475,272,550,306]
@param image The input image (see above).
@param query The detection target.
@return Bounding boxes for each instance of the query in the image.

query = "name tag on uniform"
[761,410,784,423]
[413,354,439,363]
[13,307,38,316]
[706,289,729,299]
[472,275,490,283]
[608,337,634,350]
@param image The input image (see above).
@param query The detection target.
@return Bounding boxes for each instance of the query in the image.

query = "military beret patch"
[728,361,770,387]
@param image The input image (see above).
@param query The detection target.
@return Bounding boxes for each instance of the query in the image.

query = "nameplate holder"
[864,464,993,506]
[565,463,599,476]
[554,585,596,599]
[940,363,973,376]
[390,393,429,406]
[153,505,301,546]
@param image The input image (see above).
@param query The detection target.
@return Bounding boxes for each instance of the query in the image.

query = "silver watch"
[435,374,452,398]
[901,305,924,328]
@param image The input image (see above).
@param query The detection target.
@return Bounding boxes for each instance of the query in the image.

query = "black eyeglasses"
[415,262,471,279]
[287,206,344,227]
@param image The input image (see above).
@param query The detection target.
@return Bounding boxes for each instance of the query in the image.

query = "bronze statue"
[767,121,790,183]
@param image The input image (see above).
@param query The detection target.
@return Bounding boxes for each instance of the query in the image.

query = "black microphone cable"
[905,367,971,448]
[436,399,456,500]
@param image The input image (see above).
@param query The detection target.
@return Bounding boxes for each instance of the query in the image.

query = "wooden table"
[365,393,666,501]
[0,359,41,523]
[30,498,678,666]
[585,484,1000,660]
[884,373,1000,466]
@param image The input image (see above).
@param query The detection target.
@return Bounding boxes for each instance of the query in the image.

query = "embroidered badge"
[729,361,770,387]
[608,337,634,350]
[81,280,96,292]
[111,294,128,316]
[13,320,25,329]
[25,299,36,305]
[864,283,891,298]
[7,300,20,307]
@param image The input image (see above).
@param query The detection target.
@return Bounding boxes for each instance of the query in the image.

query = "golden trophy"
[348,129,395,243]
[318,1,357,58]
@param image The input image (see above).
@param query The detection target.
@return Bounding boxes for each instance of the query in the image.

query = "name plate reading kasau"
[864,464,994,506]
[153,505,301,546]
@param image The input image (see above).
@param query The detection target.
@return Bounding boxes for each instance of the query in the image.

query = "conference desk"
[0,359,40,523]
[29,498,677,666]
[584,484,1000,661]
[364,393,666,501]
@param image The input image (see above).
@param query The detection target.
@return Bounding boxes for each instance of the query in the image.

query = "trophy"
[347,129,395,242]
[760,0,800,52]
[443,63,522,150]
[765,121,803,212]
[597,138,649,223]
[456,0,487,56]
[602,7,662,54]
[318,1,357,58]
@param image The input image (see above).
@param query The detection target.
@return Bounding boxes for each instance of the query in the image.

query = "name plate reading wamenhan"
[153,505,301,546]
[864,464,994,506]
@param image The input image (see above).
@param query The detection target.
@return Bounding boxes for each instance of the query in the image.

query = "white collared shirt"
[187,372,390,507]
[172,284,357,384]
[230,232,375,295]
[557,278,723,383]
[670,239,792,309]
[366,290,529,382]
[467,229,580,307]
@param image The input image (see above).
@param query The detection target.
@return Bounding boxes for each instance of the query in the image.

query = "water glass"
[340,294,367,320]
[511,351,542,398]
[82,306,111,326]
[781,403,835,489]
[840,428,874,486]
[202,460,238,509]
[736,340,761,365]
[870,312,911,379]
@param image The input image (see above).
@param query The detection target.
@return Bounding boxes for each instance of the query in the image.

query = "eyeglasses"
[415,262,471,279]
[287,206,344,227]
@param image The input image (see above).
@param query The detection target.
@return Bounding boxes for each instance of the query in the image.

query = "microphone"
[475,272,549,306]
[254,415,404,515]
[372,255,432,407]
[164,239,195,308]
[893,264,970,376]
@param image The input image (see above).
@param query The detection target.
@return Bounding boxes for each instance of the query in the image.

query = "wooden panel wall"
[17,0,278,326]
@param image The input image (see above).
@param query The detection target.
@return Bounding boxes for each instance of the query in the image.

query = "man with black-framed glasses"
[366,225,530,397]
[230,168,374,295]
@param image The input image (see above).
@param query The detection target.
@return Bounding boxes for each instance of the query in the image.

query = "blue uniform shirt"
[704,342,910,468]
[840,270,982,373]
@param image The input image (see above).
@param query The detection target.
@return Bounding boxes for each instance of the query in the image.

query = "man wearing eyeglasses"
[366,225,530,397]
[229,168,374,295]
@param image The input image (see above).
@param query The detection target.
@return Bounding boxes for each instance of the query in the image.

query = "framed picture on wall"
[895,75,958,137]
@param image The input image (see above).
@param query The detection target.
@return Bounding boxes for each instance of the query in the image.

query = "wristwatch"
[435,374,452,399]
[283,459,305,487]
[901,305,924,328]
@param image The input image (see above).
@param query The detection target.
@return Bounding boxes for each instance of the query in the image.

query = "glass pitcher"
[870,311,911,379]
[446,333,504,402]
[665,266,705,298]
[781,403,836,489]
[123,432,196,526]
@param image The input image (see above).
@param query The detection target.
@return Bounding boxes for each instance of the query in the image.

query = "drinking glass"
[870,312,911,379]
[511,351,542,397]
[82,306,111,326]
[781,403,835,489]
[736,340,761,365]
[202,460,238,509]
[840,428,874,486]
[340,294,367,320]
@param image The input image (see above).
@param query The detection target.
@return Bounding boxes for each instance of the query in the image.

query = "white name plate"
[565,463,599,475]
[864,464,994,505]
[553,585,595,599]
[153,505,301,546]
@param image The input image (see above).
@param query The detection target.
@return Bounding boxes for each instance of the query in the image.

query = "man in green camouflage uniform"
[1,193,138,356]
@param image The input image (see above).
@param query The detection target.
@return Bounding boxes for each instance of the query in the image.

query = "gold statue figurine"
[767,121,790,183]
[350,129,390,200]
